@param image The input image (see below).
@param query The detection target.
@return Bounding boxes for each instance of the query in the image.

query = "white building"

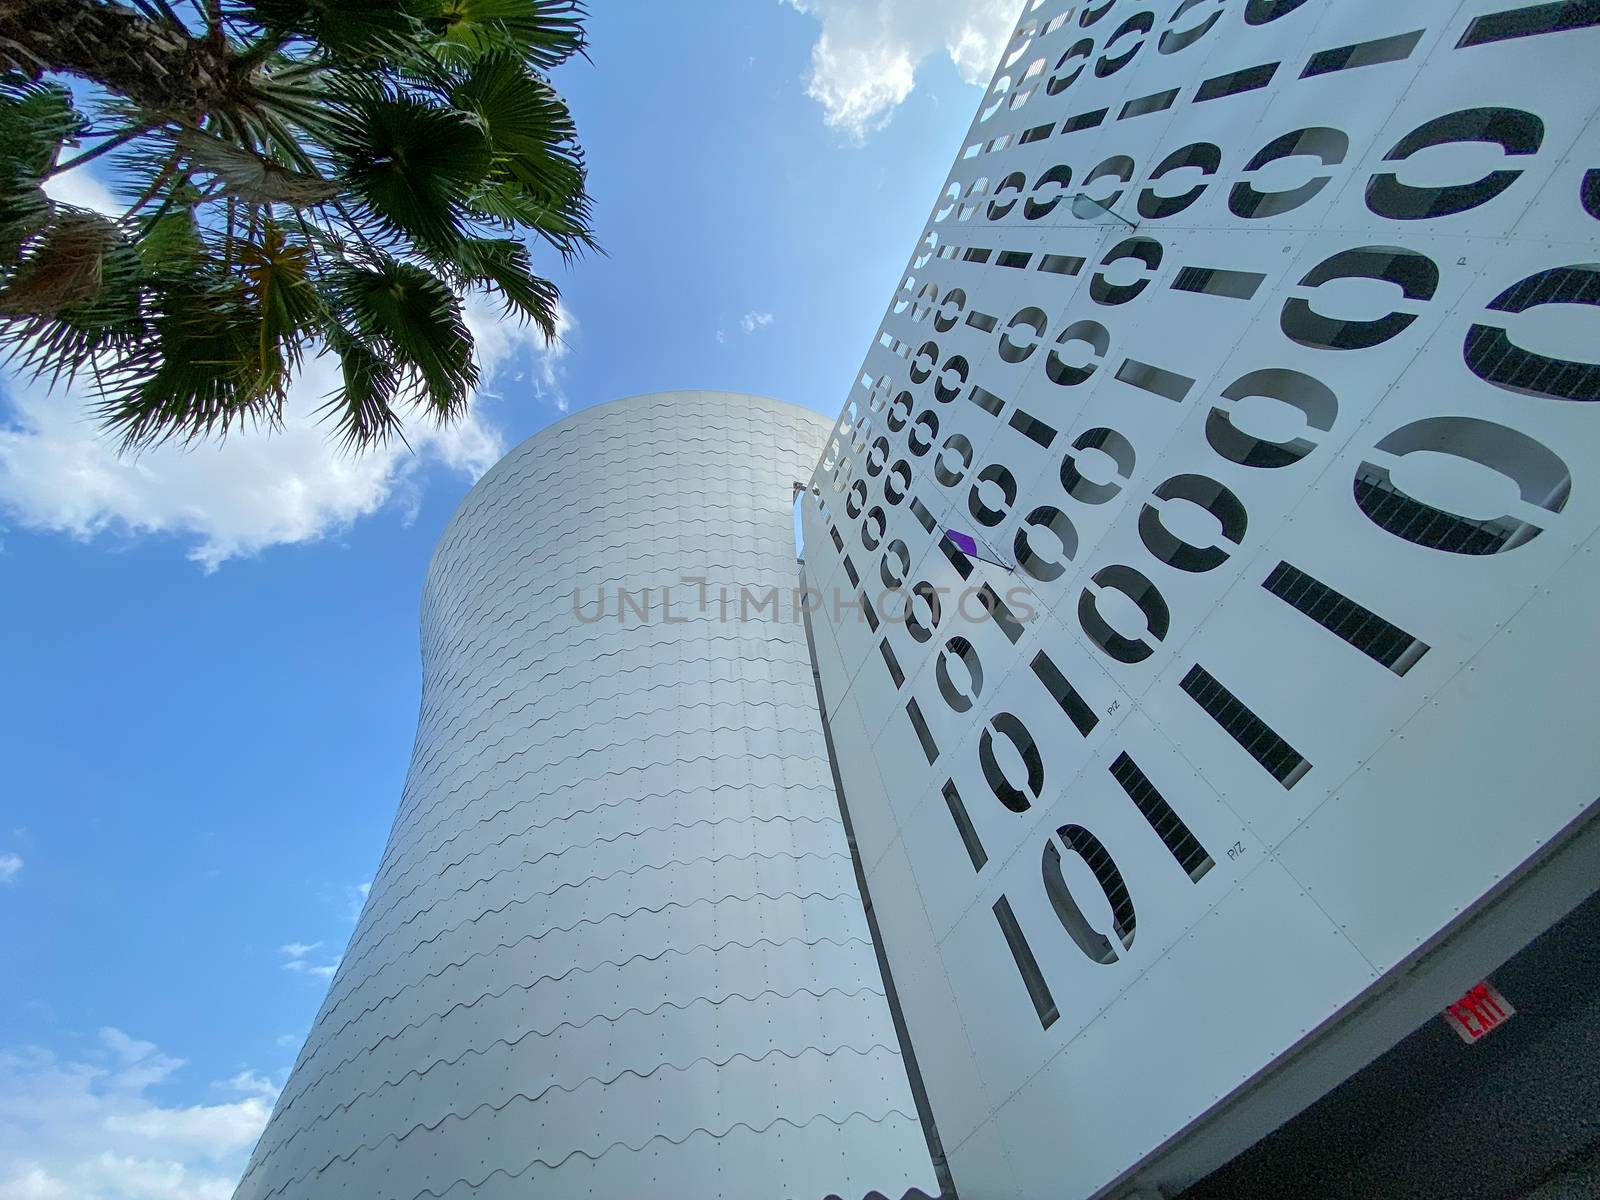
[233,392,938,1200]
[801,0,1600,1196]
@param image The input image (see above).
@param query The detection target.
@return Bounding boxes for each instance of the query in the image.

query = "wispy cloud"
[344,881,371,923]
[278,942,338,980]
[223,1071,281,1101]
[538,301,577,414]
[739,310,775,335]
[0,852,21,884]
[0,1028,274,1200]
[782,0,1015,139]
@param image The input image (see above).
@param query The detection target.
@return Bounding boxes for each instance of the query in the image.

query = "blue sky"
[0,1,1015,1195]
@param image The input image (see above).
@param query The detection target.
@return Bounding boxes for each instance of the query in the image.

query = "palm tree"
[0,0,594,451]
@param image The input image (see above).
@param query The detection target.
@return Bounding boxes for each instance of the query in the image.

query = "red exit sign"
[1443,980,1515,1044]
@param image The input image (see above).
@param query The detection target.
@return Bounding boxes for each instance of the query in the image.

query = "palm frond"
[426,0,587,69]
[0,224,146,388]
[94,272,286,450]
[0,77,82,257]
[177,127,342,206]
[320,320,403,450]
[0,209,123,315]
[326,91,490,252]
[453,235,556,334]
[331,254,477,421]
[237,0,429,64]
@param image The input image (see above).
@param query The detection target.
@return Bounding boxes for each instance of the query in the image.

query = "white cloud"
[272,1035,301,1051]
[738,310,775,335]
[344,881,371,923]
[42,168,119,216]
[278,942,338,980]
[524,300,576,414]
[783,0,1018,139]
[222,1072,280,1101]
[0,1030,274,1200]
[0,854,21,885]
[0,278,570,571]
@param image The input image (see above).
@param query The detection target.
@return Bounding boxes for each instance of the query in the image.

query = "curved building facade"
[234,391,937,1200]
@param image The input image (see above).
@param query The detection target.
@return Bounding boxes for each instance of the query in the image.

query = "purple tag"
[945,529,978,557]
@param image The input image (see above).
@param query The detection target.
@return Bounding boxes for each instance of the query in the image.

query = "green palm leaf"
[453,235,556,333]
[95,274,283,449]
[426,0,586,68]
[321,321,403,450]
[238,0,430,64]
[327,91,491,252]
[333,254,477,419]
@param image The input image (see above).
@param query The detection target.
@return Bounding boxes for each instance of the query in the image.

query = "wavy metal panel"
[802,1,1600,1196]
[235,391,937,1200]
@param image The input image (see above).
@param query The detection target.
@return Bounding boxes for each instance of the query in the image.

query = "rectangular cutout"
[1031,651,1098,737]
[1038,254,1085,276]
[994,896,1059,1029]
[1180,664,1311,789]
[943,779,988,872]
[829,525,844,552]
[962,247,993,263]
[1020,121,1056,144]
[1302,29,1424,76]
[1120,87,1180,119]
[1116,358,1195,402]
[906,697,940,764]
[965,310,999,333]
[1457,1,1600,47]
[1061,107,1108,133]
[879,638,905,688]
[909,496,937,534]
[939,536,974,580]
[1110,752,1214,883]
[998,250,1034,269]
[969,385,1006,416]
[978,584,1024,644]
[842,555,860,588]
[1172,266,1266,300]
[1263,561,1430,676]
[1008,409,1058,448]
[861,591,880,633]
[1194,62,1279,101]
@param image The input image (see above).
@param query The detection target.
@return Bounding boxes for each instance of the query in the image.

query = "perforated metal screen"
[801,2,1600,1196]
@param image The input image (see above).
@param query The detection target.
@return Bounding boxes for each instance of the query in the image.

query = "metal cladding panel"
[234,392,936,1200]
[802,2,1600,1197]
